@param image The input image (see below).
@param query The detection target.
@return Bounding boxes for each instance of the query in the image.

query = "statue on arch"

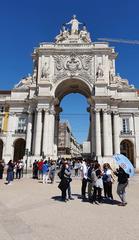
[80,25,91,43]
[66,15,82,34]
[96,63,104,78]
[55,25,69,43]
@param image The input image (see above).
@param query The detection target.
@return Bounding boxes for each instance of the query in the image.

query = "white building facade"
[0,16,139,169]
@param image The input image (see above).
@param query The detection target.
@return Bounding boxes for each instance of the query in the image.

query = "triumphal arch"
[0,16,139,168]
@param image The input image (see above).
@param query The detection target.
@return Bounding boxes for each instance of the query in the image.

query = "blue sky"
[0,0,139,143]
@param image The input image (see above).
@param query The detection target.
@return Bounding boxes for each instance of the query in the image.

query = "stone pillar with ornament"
[25,111,33,153]
[4,112,15,161]
[103,109,113,157]
[48,109,56,158]
[34,108,42,156]
[95,108,102,157]
[134,113,139,169]
[113,111,120,154]
[42,108,49,156]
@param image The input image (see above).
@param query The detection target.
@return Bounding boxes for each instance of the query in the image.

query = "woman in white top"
[103,163,114,200]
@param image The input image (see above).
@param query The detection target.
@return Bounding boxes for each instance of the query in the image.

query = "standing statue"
[66,15,82,34]
[41,62,48,78]
[96,63,104,78]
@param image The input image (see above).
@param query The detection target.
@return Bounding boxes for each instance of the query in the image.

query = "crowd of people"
[57,159,130,206]
[0,159,24,184]
[32,159,56,184]
[0,157,130,206]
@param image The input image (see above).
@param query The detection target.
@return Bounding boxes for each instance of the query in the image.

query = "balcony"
[120,130,132,136]
[15,129,26,134]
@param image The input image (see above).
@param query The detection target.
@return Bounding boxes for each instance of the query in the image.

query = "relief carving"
[53,53,93,83]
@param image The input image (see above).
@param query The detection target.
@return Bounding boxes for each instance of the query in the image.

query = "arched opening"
[120,139,134,166]
[0,139,3,159]
[13,138,26,162]
[54,78,94,159]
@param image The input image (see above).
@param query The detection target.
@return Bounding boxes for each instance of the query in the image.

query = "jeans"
[117,182,128,203]
[7,171,14,183]
[43,173,48,184]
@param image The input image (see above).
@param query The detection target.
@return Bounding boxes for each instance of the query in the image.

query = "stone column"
[134,113,139,168]
[103,109,113,156]
[42,108,49,156]
[25,111,33,153]
[95,108,101,157]
[54,106,62,146]
[113,111,120,154]
[34,108,42,156]
[48,110,55,157]
[90,107,96,156]
[5,112,15,161]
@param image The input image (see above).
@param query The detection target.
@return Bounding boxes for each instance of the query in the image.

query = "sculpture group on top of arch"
[55,15,91,44]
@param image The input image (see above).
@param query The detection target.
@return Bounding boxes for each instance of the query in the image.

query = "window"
[122,118,130,133]
[18,118,26,133]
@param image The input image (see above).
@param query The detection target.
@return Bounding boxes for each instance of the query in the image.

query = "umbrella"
[113,154,135,177]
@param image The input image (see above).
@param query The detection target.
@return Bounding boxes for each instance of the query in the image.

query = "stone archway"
[54,78,94,158]
[13,138,26,162]
[0,139,3,160]
[120,139,134,165]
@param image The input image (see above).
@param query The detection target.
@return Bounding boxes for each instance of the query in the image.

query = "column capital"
[113,110,119,115]
[134,112,139,117]
[94,108,101,113]
[36,108,42,113]
[43,108,49,114]
[49,109,56,115]
[103,109,111,114]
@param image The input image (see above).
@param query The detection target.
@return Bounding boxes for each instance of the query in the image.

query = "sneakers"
[118,202,127,206]
[69,197,74,200]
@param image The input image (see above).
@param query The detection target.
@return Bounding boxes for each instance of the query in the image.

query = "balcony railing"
[15,129,26,134]
[120,130,132,135]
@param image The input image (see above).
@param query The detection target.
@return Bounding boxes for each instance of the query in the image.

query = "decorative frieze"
[53,53,94,83]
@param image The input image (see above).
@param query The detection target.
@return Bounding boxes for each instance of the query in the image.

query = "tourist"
[80,159,88,200]
[87,162,95,201]
[0,160,4,179]
[58,162,72,202]
[38,159,43,180]
[114,166,129,206]
[66,162,74,200]
[42,160,49,184]
[49,161,56,183]
[6,160,14,184]
[92,163,103,203]
[33,160,38,179]
[15,160,23,179]
[102,163,114,200]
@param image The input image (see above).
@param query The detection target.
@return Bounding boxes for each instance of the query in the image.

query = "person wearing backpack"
[114,166,129,206]
[92,163,103,204]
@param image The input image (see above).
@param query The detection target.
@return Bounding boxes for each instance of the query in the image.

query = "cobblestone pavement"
[0,174,139,240]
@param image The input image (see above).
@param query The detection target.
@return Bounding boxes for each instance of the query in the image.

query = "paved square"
[0,175,139,240]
